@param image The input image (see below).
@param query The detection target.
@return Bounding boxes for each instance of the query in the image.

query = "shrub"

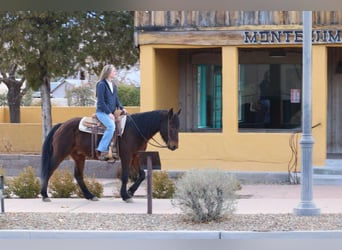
[152,170,175,199]
[48,169,77,198]
[75,175,104,198]
[10,166,40,198]
[172,169,239,223]
[0,166,11,198]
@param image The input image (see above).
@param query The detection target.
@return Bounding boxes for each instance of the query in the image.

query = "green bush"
[152,171,175,199]
[117,84,140,106]
[0,166,11,198]
[172,169,239,223]
[75,175,103,198]
[10,166,40,198]
[48,169,77,198]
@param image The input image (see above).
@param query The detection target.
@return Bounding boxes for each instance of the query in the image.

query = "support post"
[0,175,4,213]
[138,151,161,215]
[293,11,320,216]
[146,156,152,214]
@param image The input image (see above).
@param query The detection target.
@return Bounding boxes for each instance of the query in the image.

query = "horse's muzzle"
[168,142,178,151]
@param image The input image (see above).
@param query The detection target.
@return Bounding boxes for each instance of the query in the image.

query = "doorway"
[327,47,342,157]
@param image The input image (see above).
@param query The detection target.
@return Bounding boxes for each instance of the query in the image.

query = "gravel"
[1,213,342,231]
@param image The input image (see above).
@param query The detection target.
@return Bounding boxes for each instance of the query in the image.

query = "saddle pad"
[79,115,127,135]
[79,117,104,134]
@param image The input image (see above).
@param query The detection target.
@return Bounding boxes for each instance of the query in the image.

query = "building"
[134,11,342,173]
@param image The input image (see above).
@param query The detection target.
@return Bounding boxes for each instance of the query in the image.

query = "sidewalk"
[2,179,342,214]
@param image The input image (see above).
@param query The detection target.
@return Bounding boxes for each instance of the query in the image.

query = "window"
[238,48,302,131]
[197,64,222,129]
[178,48,222,132]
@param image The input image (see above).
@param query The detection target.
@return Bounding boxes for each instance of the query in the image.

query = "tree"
[21,11,87,138]
[0,64,26,122]
[0,12,27,123]
[66,83,96,106]
[0,11,138,139]
[81,11,138,72]
[0,11,86,135]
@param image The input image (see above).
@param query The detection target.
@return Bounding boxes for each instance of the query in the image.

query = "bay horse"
[40,108,181,202]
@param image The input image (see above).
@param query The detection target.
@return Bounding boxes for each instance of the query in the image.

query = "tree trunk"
[40,77,52,140]
[7,84,21,123]
[2,64,25,123]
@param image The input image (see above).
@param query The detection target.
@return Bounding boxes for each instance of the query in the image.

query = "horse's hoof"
[124,198,134,203]
[42,197,51,202]
[90,197,99,201]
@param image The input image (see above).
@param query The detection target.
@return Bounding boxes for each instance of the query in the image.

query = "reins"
[126,113,168,148]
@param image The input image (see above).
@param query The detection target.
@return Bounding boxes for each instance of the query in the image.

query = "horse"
[40,108,181,202]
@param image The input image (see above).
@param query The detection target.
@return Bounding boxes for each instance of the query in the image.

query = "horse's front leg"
[72,154,97,201]
[128,167,146,197]
[120,158,133,202]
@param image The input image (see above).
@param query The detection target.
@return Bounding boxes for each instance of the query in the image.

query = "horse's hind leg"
[41,175,52,202]
[41,158,65,202]
[72,153,97,201]
[41,178,51,201]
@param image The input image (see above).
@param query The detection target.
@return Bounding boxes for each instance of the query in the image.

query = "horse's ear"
[168,108,174,119]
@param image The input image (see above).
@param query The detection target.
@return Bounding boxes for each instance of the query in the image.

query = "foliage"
[117,84,140,106]
[152,170,175,199]
[66,83,96,106]
[75,175,103,198]
[82,11,139,72]
[0,12,84,124]
[0,93,7,106]
[9,166,40,198]
[21,88,33,106]
[172,169,239,223]
[0,11,138,133]
[0,166,11,198]
[48,169,77,198]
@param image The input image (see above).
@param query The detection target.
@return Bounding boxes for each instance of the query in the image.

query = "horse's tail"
[40,123,62,182]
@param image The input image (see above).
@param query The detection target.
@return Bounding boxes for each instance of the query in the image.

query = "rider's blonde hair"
[99,64,115,81]
[96,64,116,97]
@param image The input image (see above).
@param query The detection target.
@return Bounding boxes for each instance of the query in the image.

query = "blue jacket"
[96,79,124,114]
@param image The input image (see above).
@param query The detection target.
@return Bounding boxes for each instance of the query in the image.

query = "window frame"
[178,48,223,132]
[238,47,303,132]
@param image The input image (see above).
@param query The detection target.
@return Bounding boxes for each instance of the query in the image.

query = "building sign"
[244,29,341,44]
[290,89,301,103]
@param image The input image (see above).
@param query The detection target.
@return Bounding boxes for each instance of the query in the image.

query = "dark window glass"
[238,48,302,131]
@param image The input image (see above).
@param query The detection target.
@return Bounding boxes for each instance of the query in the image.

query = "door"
[327,47,342,156]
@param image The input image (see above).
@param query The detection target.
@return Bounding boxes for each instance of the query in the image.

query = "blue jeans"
[96,112,115,152]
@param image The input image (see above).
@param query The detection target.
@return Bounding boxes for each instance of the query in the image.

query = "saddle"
[78,110,127,161]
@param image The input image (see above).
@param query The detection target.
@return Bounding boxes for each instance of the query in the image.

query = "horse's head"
[161,108,181,151]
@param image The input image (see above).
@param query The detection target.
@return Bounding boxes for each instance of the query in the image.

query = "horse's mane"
[128,110,166,138]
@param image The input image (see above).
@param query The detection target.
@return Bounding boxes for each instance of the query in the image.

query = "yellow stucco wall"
[0,106,140,153]
[155,49,179,110]
[139,44,328,172]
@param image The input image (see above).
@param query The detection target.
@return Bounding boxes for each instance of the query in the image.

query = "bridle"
[127,113,170,149]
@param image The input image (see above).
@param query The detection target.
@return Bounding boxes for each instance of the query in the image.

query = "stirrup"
[112,150,119,160]
[98,153,110,161]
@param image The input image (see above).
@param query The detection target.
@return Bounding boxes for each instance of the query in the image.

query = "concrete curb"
[0,230,220,239]
[2,230,342,239]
